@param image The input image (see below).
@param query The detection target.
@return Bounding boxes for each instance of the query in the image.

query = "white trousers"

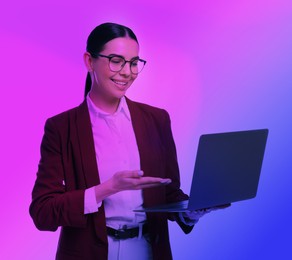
[107,234,153,260]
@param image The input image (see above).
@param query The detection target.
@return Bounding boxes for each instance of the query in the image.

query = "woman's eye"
[131,60,138,66]
[111,58,123,64]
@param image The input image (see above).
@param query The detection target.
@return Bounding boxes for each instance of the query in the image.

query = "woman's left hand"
[183,203,231,223]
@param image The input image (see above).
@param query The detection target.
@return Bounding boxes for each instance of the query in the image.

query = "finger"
[160,179,172,184]
[184,210,205,220]
[131,170,144,177]
[118,170,144,178]
[136,177,171,185]
[136,179,172,189]
[205,204,231,211]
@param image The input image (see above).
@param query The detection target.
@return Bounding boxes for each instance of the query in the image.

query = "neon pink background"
[1,1,291,259]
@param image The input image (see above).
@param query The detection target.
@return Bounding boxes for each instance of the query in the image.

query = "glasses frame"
[91,53,147,74]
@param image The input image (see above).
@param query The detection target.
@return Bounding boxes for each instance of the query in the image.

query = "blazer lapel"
[126,98,150,176]
[126,97,161,208]
[75,100,108,245]
[75,100,100,187]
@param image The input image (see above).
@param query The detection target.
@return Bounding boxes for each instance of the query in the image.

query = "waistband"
[106,223,148,240]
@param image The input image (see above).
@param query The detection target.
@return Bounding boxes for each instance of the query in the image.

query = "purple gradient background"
[1,1,291,259]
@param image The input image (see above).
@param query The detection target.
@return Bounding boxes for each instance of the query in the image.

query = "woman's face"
[90,37,139,103]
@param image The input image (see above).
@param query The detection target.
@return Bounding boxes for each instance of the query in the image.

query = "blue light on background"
[0,1,291,259]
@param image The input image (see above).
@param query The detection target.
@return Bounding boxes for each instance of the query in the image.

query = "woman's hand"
[182,204,231,224]
[94,170,171,203]
[109,170,172,192]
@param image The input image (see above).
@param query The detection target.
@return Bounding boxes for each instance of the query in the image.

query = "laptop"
[134,129,269,212]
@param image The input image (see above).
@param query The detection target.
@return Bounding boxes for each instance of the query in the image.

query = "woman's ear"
[83,52,94,72]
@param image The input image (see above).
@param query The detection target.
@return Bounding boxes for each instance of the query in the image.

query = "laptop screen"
[188,129,268,210]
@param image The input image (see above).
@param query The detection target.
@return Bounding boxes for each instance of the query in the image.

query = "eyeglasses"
[91,53,147,74]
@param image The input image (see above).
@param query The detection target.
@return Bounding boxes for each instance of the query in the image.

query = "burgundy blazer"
[30,97,193,260]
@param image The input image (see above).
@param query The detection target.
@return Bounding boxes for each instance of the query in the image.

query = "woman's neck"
[88,91,120,114]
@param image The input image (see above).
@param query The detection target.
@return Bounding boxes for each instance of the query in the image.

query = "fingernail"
[138,170,144,176]
[160,179,171,184]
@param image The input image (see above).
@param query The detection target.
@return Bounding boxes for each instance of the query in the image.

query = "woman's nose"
[119,61,131,76]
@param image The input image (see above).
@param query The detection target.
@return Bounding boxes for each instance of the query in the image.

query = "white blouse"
[84,95,146,229]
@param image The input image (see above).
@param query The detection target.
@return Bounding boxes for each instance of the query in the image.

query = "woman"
[30,22,204,260]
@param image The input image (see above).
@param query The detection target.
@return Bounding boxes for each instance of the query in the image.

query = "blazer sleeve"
[29,117,87,231]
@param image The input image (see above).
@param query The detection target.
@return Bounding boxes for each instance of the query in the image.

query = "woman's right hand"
[109,170,172,192]
[94,170,171,203]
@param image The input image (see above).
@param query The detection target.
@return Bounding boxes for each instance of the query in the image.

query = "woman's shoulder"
[45,100,87,126]
[126,97,169,118]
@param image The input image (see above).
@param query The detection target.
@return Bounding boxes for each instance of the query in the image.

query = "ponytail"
[84,72,91,98]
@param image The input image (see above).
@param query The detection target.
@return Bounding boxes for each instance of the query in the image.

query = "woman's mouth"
[111,79,128,89]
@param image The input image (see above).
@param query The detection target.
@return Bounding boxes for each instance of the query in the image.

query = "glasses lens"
[109,57,125,72]
[109,56,146,74]
[130,59,145,74]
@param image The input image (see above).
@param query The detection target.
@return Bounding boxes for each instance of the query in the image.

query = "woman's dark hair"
[84,22,138,98]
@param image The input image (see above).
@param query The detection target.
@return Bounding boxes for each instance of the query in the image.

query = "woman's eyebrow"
[108,54,140,60]
[130,56,140,60]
